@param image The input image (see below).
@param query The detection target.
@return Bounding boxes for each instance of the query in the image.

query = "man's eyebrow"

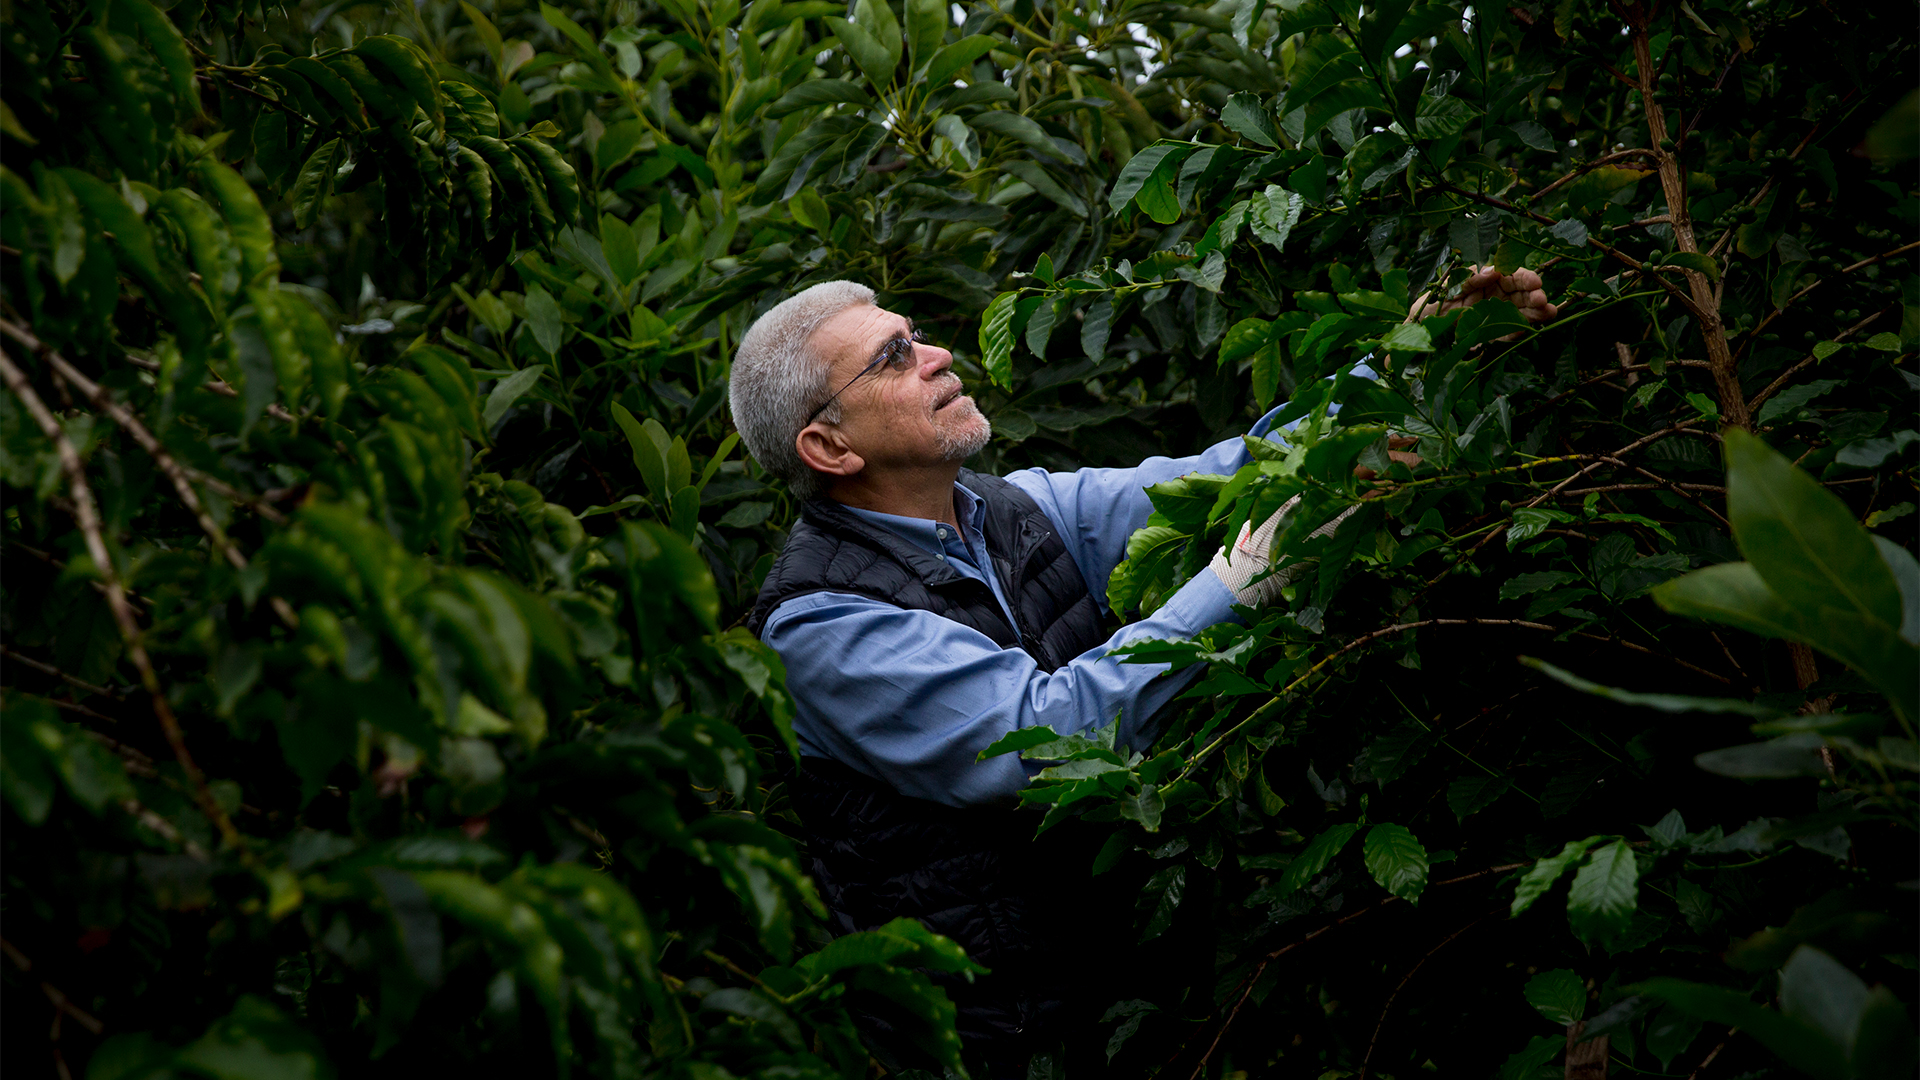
[867,317,915,361]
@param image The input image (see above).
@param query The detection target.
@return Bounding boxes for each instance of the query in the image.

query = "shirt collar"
[841,482,987,555]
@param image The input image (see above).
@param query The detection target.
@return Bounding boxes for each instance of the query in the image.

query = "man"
[728,269,1556,1073]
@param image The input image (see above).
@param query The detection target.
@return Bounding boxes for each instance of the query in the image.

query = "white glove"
[1209,495,1354,607]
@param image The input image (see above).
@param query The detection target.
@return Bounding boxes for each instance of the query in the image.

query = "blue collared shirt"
[760,404,1300,808]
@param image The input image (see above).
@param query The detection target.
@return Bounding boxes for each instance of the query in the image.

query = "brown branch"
[1183,865,1529,1080]
[1440,182,1710,323]
[0,937,106,1035]
[1627,22,1746,429]
[1556,482,1726,496]
[1531,149,1662,201]
[1746,307,1893,414]
[8,327,270,564]
[0,644,124,699]
[1686,1029,1735,1079]
[195,71,318,127]
[123,352,296,424]
[1357,910,1503,1079]
[0,347,247,855]
[1593,455,1732,529]
[1751,241,1920,345]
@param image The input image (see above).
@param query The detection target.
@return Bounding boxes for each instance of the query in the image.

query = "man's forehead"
[813,304,912,362]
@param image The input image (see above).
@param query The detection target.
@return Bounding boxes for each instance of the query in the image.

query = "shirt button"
[937,526,949,539]
[936,552,946,561]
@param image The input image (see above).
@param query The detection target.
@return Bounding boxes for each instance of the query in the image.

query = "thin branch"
[1686,1029,1735,1079]
[1765,240,1920,329]
[1440,182,1710,323]
[1530,149,1662,201]
[0,347,246,855]
[0,937,106,1035]
[1183,866,1527,1080]
[123,352,296,424]
[1357,910,1503,1079]
[0,644,123,699]
[1746,307,1893,413]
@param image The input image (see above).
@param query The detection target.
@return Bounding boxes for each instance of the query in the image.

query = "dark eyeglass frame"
[804,327,930,425]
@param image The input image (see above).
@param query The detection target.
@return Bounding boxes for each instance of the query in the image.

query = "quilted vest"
[746,470,1110,1066]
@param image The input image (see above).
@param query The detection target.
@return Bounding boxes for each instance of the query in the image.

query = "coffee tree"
[1,0,1913,1077]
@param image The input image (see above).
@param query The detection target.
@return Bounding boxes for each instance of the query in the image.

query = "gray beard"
[935,400,992,461]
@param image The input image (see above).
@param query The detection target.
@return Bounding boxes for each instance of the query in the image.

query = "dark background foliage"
[1,0,1914,1077]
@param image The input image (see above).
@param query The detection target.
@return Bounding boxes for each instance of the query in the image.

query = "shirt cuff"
[1112,566,1242,650]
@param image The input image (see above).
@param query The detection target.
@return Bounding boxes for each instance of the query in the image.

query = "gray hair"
[729,280,874,501]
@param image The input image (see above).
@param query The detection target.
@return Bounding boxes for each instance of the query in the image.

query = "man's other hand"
[1407,265,1559,325]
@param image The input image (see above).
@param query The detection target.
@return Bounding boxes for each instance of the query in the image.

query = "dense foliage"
[1,0,1914,1077]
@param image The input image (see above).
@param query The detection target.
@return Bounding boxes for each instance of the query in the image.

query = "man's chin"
[936,406,992,461]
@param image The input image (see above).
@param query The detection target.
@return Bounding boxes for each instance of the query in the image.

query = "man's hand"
[1407,265,1559,325]
[1210,497,1353,606]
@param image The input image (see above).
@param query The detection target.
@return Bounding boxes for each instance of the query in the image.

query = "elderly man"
[728,270,1556,1073]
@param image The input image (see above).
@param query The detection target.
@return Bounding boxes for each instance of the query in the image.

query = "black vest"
[747,470,1109,1065]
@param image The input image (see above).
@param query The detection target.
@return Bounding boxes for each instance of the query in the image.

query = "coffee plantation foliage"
[0,0,1915,1075]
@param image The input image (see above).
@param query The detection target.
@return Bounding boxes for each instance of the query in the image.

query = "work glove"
[1209,496,1354,607]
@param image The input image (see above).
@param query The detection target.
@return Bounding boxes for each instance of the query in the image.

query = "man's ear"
[795,422,865,479]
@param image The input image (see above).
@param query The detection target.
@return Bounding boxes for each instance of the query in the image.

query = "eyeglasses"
[805,327,929,425]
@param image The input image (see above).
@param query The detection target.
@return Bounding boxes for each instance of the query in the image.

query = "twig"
[6,323,278,561]
[1439,182,1711,324]
[123,352,296,424]
[1530,149,1661,201]
[1686,1029,1735,1079]
[195,71,319,127]
[1556,482,1726,496]
[1183,864,1529,1080]
[1356,910,1502,1079]
[1747,241,1920,346]
[0,937,106,1035]
[0,644,124,699]
[0,347,247,856]
[1746,307,1894,414]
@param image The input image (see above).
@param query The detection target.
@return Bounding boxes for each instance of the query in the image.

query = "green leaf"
[1278,822,1361,897]
[1001,160,1087,216]
[1724,428,1902,629]
[970,109,1075,164]
[1220,91,1280,147]
[1109,143,1188,214]
[1636,976,1848,1080]
[1661,251,1721,282]
[1379,321,1433,353]
[113,0,199,109]
[1566,839,1639,949]
[1511,835,1606,917]
[179,996,338,1080]
[355,35,444,128]
[924,34,999,87]
[978,291,1018,389]
[1362,823,1428,902]
[904,0,945,72]
[1520,657,1782,717]
[483,365,545,428]
[1524,969,1586,1026]
[289,138,342,230]
[1081,295,1114,361]
[1140,864,1185,940]
[766,78,873,117]
[825,16,895,90]
[1694,733,1830,778]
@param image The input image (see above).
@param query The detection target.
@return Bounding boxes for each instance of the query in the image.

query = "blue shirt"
[760,404,1297,808]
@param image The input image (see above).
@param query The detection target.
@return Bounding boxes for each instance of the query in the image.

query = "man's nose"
[917,342,954,377]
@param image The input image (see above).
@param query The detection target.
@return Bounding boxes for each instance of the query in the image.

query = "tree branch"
[1746,307,1893,414]
[1357,910,1503,1079]
[1530,149,1662,201]
[1627,21,1747,429]
[0,347,246,855]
